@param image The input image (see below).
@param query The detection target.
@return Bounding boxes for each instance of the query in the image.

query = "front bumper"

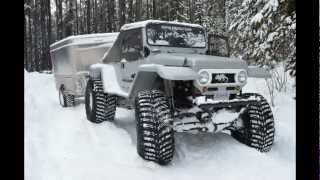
[173,94,262,133]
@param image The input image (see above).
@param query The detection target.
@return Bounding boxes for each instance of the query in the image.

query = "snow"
[148,39,170,45]
[25,69,295,180]
[212,109,240,124]
[146,23,206,48]
[267,32,278,42]
[250,12,263,24]
[193,95,258,105]
[50,33,119,48]
[91,64,129,97]
[120,20,203,31]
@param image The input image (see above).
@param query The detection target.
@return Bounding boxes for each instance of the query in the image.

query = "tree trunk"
[118,0,126,28]
[86,0,91,33]
[135,0,142,21]
[28,3,33,71]
[55,0,63,39]
[80,0,84,33]
[107,0,115,32]
[152,0,157,19]
[146,0,149,19]
[47,0,52,70]
[59,0,63,38]
[93,0,98,33]
[65,0,74,36]
[24,8,27,70]
[33,0,40,71]
[189,0,194,23]
[55,0,59,38]
[75,0,79,34]
[128,0,133,22]
[40,0,46,70]
[103,0,107,32]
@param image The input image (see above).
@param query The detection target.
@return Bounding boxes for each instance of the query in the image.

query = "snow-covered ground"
[25,69,295,180]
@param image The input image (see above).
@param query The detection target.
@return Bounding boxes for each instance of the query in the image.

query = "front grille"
[211,73,235,84]
[208,87,218,91]
[226,87,236,90]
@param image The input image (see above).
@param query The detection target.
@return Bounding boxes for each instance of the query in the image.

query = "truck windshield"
[146,23,206,48]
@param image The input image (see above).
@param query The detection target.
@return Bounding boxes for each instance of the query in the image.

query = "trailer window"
[120,28,143,61]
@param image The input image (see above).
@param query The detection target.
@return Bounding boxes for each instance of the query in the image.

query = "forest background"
[23,0,296,77]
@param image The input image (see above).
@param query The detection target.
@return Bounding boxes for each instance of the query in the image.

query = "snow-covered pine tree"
[176,0,190,22]
[203,0,226,36]
[194,0,205,25]
[227,0,296,76]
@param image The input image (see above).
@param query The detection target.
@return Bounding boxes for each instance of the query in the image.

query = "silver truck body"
[90,20,269,101]
[86,20,275,165]
[50,33,119,96]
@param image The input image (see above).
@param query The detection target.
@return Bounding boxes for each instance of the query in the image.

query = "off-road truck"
[85,20,275,165]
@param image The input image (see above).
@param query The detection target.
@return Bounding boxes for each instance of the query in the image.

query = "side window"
[120,28,143,61]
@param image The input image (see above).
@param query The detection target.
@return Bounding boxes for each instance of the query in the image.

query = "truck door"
[119,28,144,91]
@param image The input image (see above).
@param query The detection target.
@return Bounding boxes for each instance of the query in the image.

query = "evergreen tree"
[227,0,296,76]
[23,0,296,75]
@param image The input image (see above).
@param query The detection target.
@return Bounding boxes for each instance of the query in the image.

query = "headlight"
[237,71,247,83]
[198,71,210,84]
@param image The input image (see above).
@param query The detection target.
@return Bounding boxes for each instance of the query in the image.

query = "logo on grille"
[215,74,229,83]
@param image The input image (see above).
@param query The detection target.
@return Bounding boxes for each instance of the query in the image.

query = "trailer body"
[50,33,119,97]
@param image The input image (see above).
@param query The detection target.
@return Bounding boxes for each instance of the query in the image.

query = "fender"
[89,63,104,80]
[90,63,129,97]
[128,64,199,99]
[138,64,199,80]
[101,64,129,98]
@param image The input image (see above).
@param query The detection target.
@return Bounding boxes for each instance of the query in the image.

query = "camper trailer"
[50,33,119,107]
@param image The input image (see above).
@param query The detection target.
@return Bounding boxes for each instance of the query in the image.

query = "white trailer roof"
[50,33,119,49]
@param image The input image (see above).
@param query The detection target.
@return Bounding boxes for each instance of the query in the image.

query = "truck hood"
[149,53,247,71]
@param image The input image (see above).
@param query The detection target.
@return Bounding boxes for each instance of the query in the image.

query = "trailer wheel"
[59,86,75,107]
[135,90,174,165]
[85,78,117,123]
[231,93,275,152]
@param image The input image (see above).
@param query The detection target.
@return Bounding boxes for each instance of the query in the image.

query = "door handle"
[131,73,136,79]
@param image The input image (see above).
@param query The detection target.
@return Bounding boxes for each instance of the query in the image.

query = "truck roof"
[120,20,203,31]
[50,33,119,51]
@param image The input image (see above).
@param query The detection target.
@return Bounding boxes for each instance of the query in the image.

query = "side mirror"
[144,46,150,57]
[120,58,127,68]
[120,58,127,63]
